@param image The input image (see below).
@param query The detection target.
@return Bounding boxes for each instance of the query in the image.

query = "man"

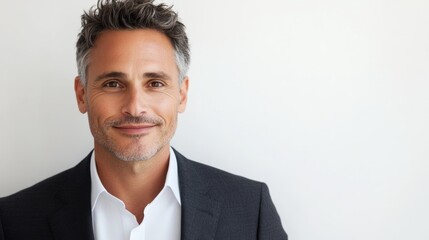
[0,0,287,239]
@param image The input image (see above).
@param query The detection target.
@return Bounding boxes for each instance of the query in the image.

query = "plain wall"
[1,0,428,239]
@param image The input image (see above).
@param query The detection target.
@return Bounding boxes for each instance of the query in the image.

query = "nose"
[121,85,148,117]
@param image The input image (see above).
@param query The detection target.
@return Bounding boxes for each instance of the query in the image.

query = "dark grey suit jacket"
[0,150,287,239]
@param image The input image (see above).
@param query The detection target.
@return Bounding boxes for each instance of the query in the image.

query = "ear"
[178,77,189,113]
[74,76,87,113]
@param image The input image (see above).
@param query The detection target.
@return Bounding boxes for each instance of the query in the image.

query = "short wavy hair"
[76,0,190,85]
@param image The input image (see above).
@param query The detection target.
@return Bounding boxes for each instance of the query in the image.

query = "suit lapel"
[180,190,221,240]
[175,150,222,240]
[49,153,94,240]
[50,204,94,240]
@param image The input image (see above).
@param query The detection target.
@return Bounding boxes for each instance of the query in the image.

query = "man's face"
[75,29,188,161]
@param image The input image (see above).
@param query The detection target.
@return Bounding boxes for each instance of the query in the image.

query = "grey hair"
[76,0,190,85]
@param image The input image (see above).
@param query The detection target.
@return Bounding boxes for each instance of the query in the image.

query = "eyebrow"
[94,71,127,82]
[94,71,172,82]
[143,71,172,81]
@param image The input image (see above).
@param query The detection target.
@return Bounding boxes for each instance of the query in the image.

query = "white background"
[1,0,428,239]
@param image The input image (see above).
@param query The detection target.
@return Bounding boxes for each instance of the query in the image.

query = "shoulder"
[174,149,287,239]
[174,149,266,202]
[0,154,91,213]
[189,157,262,186]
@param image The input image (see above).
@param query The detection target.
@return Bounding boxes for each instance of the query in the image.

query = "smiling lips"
[113,124,156,135]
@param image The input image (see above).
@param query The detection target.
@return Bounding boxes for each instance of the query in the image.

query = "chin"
[110,143,164,162]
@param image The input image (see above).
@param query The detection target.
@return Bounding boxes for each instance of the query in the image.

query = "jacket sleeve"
[257,183,288,240]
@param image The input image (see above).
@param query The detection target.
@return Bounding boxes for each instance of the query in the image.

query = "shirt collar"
[90,147,181,211]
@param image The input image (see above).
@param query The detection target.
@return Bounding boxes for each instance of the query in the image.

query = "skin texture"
[74,29,189,223]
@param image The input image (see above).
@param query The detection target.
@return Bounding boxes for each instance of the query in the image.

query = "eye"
[149,81,165,88]
[103,80,122,88]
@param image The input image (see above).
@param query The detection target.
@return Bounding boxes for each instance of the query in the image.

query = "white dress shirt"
[90,148,181,240]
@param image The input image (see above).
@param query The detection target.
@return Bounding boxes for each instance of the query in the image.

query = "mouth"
[112,124,156,135]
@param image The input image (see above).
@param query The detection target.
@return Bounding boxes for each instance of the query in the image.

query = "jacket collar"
[175,149,222,240]
[49,152,94,240]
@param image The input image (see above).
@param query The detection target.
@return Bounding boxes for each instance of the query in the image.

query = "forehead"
[87,29,177,79]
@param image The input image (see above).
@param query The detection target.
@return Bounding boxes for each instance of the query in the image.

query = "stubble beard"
[90,114,177,162]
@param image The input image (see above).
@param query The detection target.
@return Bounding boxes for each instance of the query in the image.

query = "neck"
[94,145,171,223]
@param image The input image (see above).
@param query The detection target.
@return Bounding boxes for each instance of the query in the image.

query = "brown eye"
[104,81,121,88]
[149,81,164,88]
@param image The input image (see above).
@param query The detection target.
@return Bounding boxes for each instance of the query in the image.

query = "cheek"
[87,94,121,122]
[149,92,180,118]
